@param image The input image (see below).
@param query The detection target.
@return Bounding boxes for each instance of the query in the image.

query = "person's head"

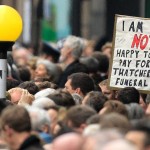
[92,51,109,73]
[36,81,58,91]
[25,106,50,134]
[7,78,21,91]
[40,41,60,63]
[101,139,138,150]
[59,35,84,64]
[35,59,61,83]
[99,100,128,118]
[34,88,56,99]
[126,118,150,150]
[52,133,83,150]
[100,113,130,133]
[82,40,95,57]
[82,91,108,112]
[66,105,96,133]
[18,66,31,81]
[32,97,55,109]
[48,89,75,108]
[18,81,39,95]
[117,87,140,104]
[80,56,99,74]
[8,87,34,105]
[101,42,112,59]
[99,79,116,100]
[12,46,30,66]
[82,129,124,150]
[0,105,31,150]
[65,73,95,97]
[125,103,145,120]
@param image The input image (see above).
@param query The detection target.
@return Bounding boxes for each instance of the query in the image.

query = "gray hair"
[65,36,85,59]
[36,59,61,82]
[25,105,50,132]
[34,88,56,99]
[125,103,145,120]
[71,93,83,104]
[32,97,55,109]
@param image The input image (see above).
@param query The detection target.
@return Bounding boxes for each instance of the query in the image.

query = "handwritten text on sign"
[109,15,150,93]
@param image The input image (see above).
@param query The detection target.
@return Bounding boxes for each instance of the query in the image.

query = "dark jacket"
[18,135,44,150]
[58,60,88,88]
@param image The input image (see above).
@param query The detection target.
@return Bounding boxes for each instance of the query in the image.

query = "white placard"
[109,15,150,93]
[0,59,7,98]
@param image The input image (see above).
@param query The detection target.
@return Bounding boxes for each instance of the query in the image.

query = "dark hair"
[117,87,140,104]
[53,122,74,138]
[19,81,39,95]
[48,89,75,108]
[0,105,31,132]
[80,57,99,73]
[7,78,21,91]
[34,77,51,82]
[18,66,31,81]
[84,91,108,112]
[68,73,95,96]
[92,52,109,73]
[66,105,96,128]
[37,81,58,90]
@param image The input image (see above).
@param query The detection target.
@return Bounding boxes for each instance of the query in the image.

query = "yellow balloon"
[0,5,23,41]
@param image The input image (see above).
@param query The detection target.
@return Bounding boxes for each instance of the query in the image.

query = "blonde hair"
[8,87,35,105]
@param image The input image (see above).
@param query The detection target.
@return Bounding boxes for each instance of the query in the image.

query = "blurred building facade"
[0,0,146,46]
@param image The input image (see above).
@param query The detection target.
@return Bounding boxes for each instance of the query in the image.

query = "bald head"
[52,133,83,150]
[101,139,138,150]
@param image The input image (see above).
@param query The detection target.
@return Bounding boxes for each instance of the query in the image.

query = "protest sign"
[108,15,150,93]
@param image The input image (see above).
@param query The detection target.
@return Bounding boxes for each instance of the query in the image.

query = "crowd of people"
[0,35,149,150]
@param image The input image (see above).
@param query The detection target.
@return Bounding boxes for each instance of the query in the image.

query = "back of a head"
[92,51,109,73]
[32,97,55,109]
[68,73,95,96]
[7,78,21,91]
[84,91,108,112]
[66,105,96,128]
[117,87,140,104]
[100,113,130,133]
[101,139,138,150]
[65,35,84,59]
[0,105,31,132]
[80,56,99,73]
[53,133,83,150]
[101,100,128,118]
[19,81,39,95]
[37,81,58,90]
[18,66,31,81]
[34,88,56,99]
[48,89,75,108]
[25,106,50,132]
[125,103,145,120]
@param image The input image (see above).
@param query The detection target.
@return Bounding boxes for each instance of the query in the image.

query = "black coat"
[18,135,44,150]
[58,60,88,88]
